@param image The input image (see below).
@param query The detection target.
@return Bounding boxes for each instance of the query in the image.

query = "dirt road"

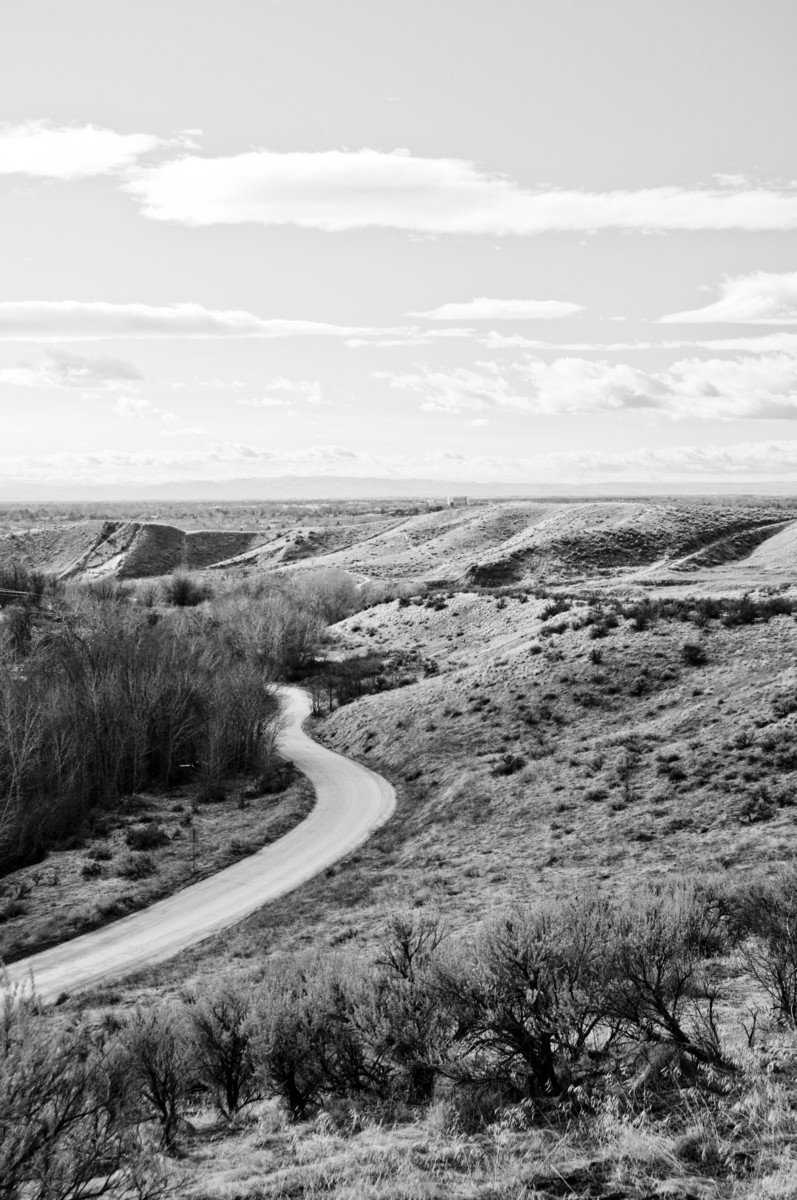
[4,687,395,1003]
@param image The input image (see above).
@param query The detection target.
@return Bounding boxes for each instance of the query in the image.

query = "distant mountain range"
[1,475,797,502]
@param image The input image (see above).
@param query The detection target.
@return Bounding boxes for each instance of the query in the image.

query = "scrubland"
[5,498,797,1199]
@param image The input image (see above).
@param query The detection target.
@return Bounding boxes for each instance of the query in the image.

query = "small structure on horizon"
[446,495,469,507]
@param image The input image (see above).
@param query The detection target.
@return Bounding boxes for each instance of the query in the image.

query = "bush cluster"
[582,590,797,635]
[11,870,797,1195]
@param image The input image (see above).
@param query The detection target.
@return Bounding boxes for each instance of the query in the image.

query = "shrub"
[722,593,758,627]
[540,598,570,621]
[493,753,526,777]
[116,852,156,880]
[362,915,451,1104]
[117,1003,190,1148]
[603,883,728,1072]
[162,573,208,607]
[125,823,169,851]
[84,579,132,605]
[435,895,618,1104]
[682,641,708,666]
[1,997,159,1197]
[189,984,259,1118]
[251,964,343,1119]
[771,689,797,719]
[736,869,797,1025]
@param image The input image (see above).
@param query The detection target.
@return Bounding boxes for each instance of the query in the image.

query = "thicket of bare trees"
[0,565,397,872]
[0,600,278,871]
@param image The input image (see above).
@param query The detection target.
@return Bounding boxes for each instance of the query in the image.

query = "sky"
[3,0,797,494]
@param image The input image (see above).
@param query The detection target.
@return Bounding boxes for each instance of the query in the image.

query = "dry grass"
[117,1048,797,1199]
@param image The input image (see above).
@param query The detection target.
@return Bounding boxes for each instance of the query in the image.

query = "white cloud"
[411,298,582,320]
[661,271,797,324]
[159,425,210,437]
[0,122,188,179]
[238,397,293,408]
[125,148,797,234]
[376,365,528,413]
[265,377,330,405]
[0,347,143,389]
[7,438,797,486]
[344,327,475,349]
[380,352,797,420]
[480,330,797,354]
[114,397,156,417]
[514,358,666,413]
[479,332,551,351]
[0,301,381,342]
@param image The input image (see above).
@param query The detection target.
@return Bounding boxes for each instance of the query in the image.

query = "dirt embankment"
[0,521,269,580]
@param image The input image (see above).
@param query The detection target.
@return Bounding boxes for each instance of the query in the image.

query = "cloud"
[661,271,797,324]
[159,425,210,437]
[410,298,583,320]
[7,438,797,486]
[376,365,528,413]
[265,377,330,405]
[0,121,189,179]
[380,352,797,420]
[125,148,797,234]
[0,347,143,389]
[0,300,382,342]
[238,397,293,408]
[114,397,155,417]
[344,327,474,349]
[479,330,797,354]
[514,358,666,414]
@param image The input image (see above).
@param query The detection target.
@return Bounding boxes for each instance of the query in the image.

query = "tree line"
[0,565,387,873]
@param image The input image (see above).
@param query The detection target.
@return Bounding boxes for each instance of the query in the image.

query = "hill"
[0,520,266,580]
[4,499,797,586]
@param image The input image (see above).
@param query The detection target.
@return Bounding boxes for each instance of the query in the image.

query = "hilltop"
[3,496,797,587]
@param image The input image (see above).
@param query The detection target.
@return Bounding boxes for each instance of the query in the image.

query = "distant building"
[446,495,469,507]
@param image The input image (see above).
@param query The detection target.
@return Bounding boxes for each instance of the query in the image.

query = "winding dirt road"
[4,687,395,1003]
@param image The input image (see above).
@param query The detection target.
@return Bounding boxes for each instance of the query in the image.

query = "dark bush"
[117,1004,190,1148]
[435,895,617,1104]
[493,753,526,777]
[116,852,156,880]
[162,573,209,607]
[189,985,259,1118]
[125,823,170,851]
[682,641,708,666]
[1,999,160,1197]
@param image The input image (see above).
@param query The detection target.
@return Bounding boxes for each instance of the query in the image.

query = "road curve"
[4,687,395,1003]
